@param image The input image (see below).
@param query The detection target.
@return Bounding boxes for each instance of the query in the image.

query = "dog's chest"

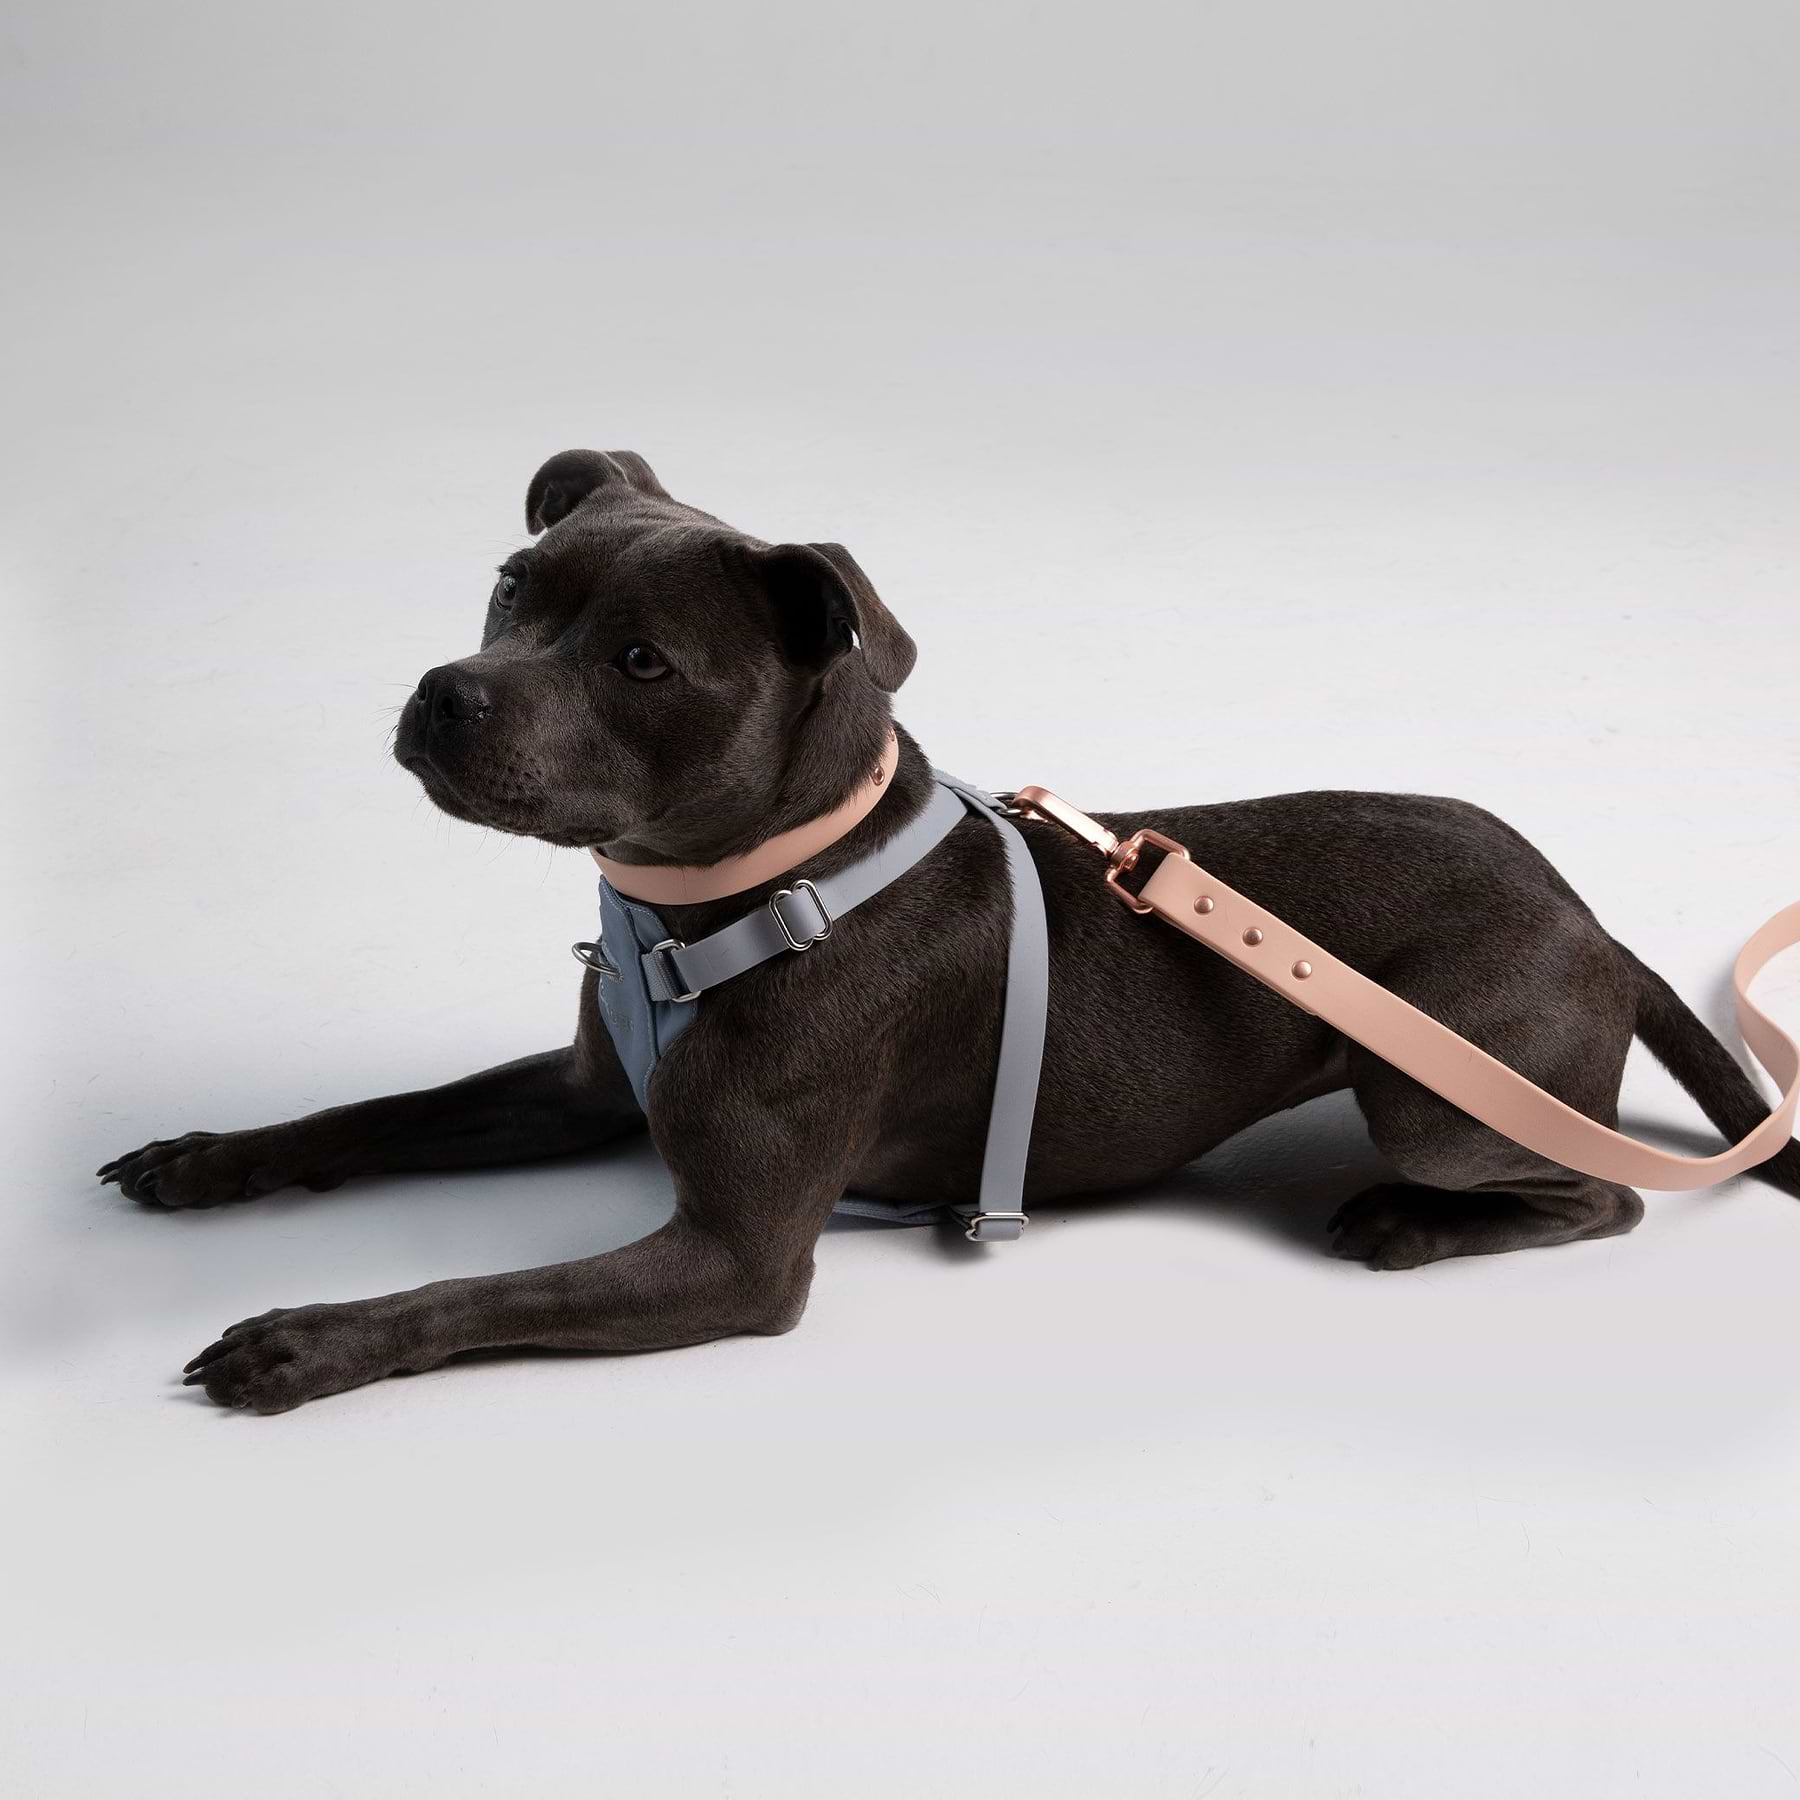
[585,774,1047,1242]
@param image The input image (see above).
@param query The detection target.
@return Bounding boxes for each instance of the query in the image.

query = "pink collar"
[591,732,900,905]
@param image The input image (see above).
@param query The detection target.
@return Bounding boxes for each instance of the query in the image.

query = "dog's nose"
[415,666,492,724]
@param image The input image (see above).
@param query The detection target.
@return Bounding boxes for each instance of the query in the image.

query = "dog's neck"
[591,729,902,906]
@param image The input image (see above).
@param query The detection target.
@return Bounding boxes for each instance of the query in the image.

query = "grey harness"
[573,774,1048,1242]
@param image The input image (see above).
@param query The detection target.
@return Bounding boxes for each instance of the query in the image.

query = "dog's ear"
[748,542,917,692]
[524,449,668,533]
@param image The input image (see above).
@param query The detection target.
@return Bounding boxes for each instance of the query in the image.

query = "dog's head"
[396,450,915,860]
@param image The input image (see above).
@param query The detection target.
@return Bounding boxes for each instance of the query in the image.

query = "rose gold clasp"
[1009,786,1191,915]
[1009,785,1120,860]
[1102,829,1192,913]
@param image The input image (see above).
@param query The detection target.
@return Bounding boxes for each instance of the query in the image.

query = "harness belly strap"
[582,773,1048,1243]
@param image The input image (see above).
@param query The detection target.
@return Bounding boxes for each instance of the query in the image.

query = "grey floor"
[5,5,1800,1796]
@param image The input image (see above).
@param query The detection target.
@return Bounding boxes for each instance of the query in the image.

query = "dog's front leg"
[180,1074,859,1412]
[180,1215,809,1412]
[101,1001,642,1207]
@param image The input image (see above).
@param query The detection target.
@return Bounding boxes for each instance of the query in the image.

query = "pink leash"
[1014,787,1800,1191]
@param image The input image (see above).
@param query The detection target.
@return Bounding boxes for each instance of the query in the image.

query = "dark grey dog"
[100,450,1799,1413]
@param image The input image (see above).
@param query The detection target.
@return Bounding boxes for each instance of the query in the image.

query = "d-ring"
[570,941,620,978]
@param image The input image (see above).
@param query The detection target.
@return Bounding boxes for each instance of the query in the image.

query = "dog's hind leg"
[1328,1174,1644,1269]
[1329,1041,1645,1269]
[1325,909,1650,1268]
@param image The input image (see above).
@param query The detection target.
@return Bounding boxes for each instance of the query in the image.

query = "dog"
[99,449,1800,1413]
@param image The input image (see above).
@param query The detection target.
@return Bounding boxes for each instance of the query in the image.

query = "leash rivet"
[1243,927,1264,946]
[1292,959,1313,979]
[1194,896,1215,915]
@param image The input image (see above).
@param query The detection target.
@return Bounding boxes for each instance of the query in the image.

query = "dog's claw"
[226,1308,287,1337]
[183,1338,234,1374]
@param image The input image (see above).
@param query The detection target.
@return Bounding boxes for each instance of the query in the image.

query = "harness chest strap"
[1014,788,1800,1192]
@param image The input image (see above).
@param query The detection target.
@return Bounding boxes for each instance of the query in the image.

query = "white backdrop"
[4,5,1799,1796]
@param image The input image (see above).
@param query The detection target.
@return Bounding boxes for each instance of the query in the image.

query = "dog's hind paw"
[1326,1183,1442,1270]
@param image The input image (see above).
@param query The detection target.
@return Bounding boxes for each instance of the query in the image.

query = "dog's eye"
[617,643,671,682]
[493,571,520,609]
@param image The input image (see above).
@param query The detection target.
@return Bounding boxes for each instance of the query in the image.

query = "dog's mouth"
[393,693,633,847]
[399,742,628,849]
[399,741,552,835]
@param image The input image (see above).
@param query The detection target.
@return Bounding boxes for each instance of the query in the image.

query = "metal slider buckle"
[649,938,702,1004]
[769,878,833,953]
[963,1210,1029,1242]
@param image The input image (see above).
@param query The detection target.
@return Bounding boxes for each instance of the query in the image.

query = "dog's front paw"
[182,1297,421,1413]
[97,1128,343,1208]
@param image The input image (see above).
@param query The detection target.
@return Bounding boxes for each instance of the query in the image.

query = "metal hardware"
[1008,786,1195,920]
[963,1209,1029,1242]
[769,878,833,952]
[570,941,620,979]
[649,939,702,1003]
[1104,828,1192,914]
[1010,785,1121,860]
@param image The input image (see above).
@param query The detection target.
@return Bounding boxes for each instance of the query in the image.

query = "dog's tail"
[1618,941,1800,1198]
